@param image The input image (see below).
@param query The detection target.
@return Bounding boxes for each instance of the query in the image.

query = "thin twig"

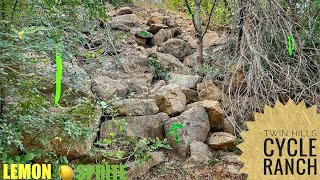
[202,0,218,38]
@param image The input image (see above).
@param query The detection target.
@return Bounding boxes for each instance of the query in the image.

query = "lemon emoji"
[59,165,73,180]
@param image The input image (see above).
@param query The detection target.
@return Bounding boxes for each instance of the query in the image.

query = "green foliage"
[165,0,234,27]
[166,0,184,10]
[210,0,234,26]
[300,0,320,47]
[148,56,171,80]
[107,0,133,7]
[194,64,220,78]
[210,150,222,165]
[96,102,171,164]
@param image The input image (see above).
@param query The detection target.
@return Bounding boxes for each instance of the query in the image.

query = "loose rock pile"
[18,5,243,179]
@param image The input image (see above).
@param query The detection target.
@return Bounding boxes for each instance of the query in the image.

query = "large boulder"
[110,14,139,31]
[183,53,204,69]
[149,24,168,34]
[153,84,187,115]
[21,61,93,106]
[101,113,169,140]
[24,106,101,159]
[183,141,213,169]
[126,152,165,179]
[164,106,210,157]
[150,52,187,73]
[168,73,201,89]
[163,16,177,27]
[92,76,129,100]
[208,132,236,150]
[187,100,224,129]
[151,29,172,46]
[158,38,192,60]
[111,99,159,116]
[147,12,164,25]
[203,31,220,48]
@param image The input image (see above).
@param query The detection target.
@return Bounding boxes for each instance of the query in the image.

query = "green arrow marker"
[186,2,193,19]
[55,43,63,106]
[287,35,295,56]
[168,123,185,144]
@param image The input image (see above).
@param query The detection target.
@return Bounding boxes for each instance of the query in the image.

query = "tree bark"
[194,0,203,64]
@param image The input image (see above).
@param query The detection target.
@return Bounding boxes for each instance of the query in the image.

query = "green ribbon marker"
[168,123,185,144]
[287,35,295,56]
[55,43,63,106]
[186,2,193,19]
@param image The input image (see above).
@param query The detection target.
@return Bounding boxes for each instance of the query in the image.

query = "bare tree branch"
[202,0,218,38]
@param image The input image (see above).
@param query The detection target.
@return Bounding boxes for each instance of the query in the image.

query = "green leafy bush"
[148,56,171,80]
[0,0,109,171]
[95,101,171,164]
[108,0,133,7]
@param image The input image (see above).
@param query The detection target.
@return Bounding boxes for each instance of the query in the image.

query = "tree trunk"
[197,36,203,64]
[194,0,203,64]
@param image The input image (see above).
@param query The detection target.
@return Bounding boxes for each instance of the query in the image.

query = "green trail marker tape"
[168,123,185,144]
[55,43,63,106]
[186,2,193,20]
[287,35,295,56]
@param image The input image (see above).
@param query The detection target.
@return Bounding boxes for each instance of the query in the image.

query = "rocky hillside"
[4,4,245,180]
[73,5,245,179]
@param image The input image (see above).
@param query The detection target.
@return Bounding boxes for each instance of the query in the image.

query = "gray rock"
[24,106,101,159]
[110,14,139,31]
[91,49,155,100]
[22,61,93,106]
[159,38,192,60]
[150,52,187,73]
[164,106,210,157]
[154,84,186,115]
[149,23,168,34]
[168,73,201,89]
[125,113,169,139]
[147,12,164,26]
[112,99,159,116]
[126,152,165,179]
[187,100,224,129]
[101,113,169,139]
[183,141,213,169]
[151,29,171,46]
[92,75,129,100]
[163,16,177,27]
